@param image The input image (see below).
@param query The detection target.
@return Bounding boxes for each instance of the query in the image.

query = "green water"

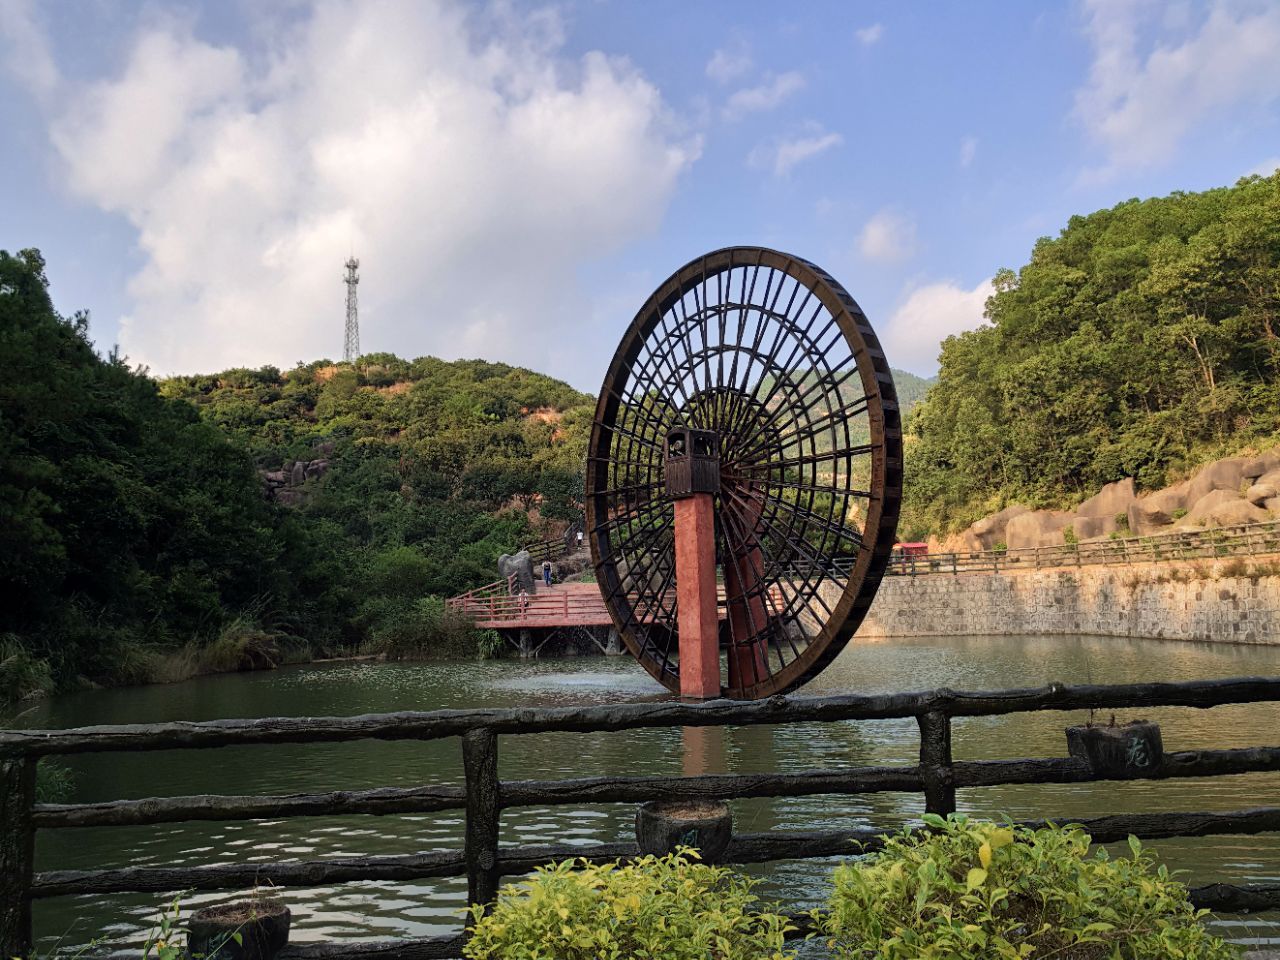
[16,634,1280,952]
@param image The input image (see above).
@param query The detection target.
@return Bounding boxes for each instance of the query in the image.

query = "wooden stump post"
[1066,721,1163,779]
[0,753,36,959]
[918,711,955,816]
[462,729,500,910]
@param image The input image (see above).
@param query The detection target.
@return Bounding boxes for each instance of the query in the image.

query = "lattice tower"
[343,257,360,362]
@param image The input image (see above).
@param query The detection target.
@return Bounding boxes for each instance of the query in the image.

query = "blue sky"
[3,0,1279,389]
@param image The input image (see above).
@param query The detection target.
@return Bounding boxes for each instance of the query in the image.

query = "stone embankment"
[859,556,1280,645]
[946,448,1280,552]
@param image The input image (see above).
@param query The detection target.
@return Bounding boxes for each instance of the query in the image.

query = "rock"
[1006,510,1074,550]
[1241,457,1269,480]
[1143,480,1190,514]
[316,441,336,456]
[1077,478,1136,518]
[1266,496,1280,513]
[1246,482,1277,505]
[498,549,537,595]
[289,461,306,485]
[1185,488,1245,525]
[304,459,330,481]
[968,505,1030,550]
[263,470,287,485]
[1071,514,1115,541]
[276,489,304,507]
[1257,468,1280,490]
[1186,456,1249,506]
[1127,500,1173,536]
[1204,499,1270,526]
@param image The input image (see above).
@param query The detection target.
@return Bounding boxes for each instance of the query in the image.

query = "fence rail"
[3,676,1280,957]
[888,517,1280,578]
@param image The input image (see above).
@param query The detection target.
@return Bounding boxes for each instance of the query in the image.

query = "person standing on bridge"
[542,560,553,587]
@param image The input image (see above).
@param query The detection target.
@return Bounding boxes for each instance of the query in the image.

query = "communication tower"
[343,257,360,362]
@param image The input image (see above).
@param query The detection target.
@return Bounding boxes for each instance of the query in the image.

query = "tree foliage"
[905,173,1280,535]
[1,249,592,701]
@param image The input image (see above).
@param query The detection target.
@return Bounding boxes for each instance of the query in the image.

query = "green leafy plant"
[1172,507,1189,520]
[464,849,796,960]
[821,816,1238,959]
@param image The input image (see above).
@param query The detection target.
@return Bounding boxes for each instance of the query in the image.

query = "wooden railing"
[3,677,1280,957]
[888,517,1280,578]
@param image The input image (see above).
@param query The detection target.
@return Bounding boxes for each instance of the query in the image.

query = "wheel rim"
[586,247,902,698]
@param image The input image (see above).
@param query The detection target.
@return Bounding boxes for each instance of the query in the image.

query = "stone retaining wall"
[858,557,1280,645]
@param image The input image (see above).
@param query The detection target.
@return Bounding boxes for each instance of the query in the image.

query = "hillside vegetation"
[905,172,1280,536]
[0,248,591,703]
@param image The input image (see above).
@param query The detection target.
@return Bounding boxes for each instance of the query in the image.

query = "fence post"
[463,729,501,911]
[917,711,955,816]
[0,753,36,959]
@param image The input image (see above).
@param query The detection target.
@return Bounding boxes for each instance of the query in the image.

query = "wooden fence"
[3,677,1280,957]
[888,517,1280,578]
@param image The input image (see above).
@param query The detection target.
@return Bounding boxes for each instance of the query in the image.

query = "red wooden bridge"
[446,579,612,629]
[445,577,780,631]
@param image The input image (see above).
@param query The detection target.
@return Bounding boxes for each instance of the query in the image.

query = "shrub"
[464,850,796,960]
[1172,507,1189,519]
[0,637,54,704]
[822,816,1238,960]
[363,596,489,660]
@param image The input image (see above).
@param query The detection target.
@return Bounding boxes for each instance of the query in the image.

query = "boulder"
[304,459,330,481]
[1127,500,1173,536]
[1077,478,1136,518]
[1202,499,1270,527]
[1006,510,1074,550]
[1266,497,1280,514]
[1143,480,1190,515]
[968,505,1030,550]
[946,530,983,554]
[1071,514,1116,541]
[276,489,304,507]
[1242,457,1269,480]
[289,461,306,485]
[1246,482,1278,506]
[1186,457,1250,506]
[498,549,538,595]
[1257,468,1280,490]
[1185,489,1245,525]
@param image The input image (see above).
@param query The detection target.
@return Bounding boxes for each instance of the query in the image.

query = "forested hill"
[1,249,595,703]
[904,171,1280,537]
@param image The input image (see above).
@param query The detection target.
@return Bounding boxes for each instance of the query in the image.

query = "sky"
[2,0,1279,392]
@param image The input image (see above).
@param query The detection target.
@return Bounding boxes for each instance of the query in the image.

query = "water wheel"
[586,246,902,699]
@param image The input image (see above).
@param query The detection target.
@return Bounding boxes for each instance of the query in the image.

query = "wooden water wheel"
[586,247,902,699]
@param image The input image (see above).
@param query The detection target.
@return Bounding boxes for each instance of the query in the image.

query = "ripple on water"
[22,634,1280,950]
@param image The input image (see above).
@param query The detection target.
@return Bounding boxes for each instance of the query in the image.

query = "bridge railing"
[3,677,1280,957]
[888,517,1280,577]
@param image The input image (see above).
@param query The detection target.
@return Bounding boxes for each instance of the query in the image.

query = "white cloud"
[1246,156,1280,178]
[858,209,917,263]
[881,278,991,374]
[19,0,698,377]
[0,0,59,102]
[1074,0,1280,172]
[855,23,883,46]
[722,71,804,120]
[747,126,842,177]
[959,135,978,167]
[705,42,752,84]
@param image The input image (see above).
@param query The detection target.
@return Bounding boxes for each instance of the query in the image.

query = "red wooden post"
[674,493,721,699]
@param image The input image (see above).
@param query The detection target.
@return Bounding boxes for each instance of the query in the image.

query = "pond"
[17,632,1280,953]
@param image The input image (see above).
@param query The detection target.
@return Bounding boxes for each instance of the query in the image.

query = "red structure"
[673,494,720,699]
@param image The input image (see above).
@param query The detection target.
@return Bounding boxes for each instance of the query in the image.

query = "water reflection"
[19,633,1280,951]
